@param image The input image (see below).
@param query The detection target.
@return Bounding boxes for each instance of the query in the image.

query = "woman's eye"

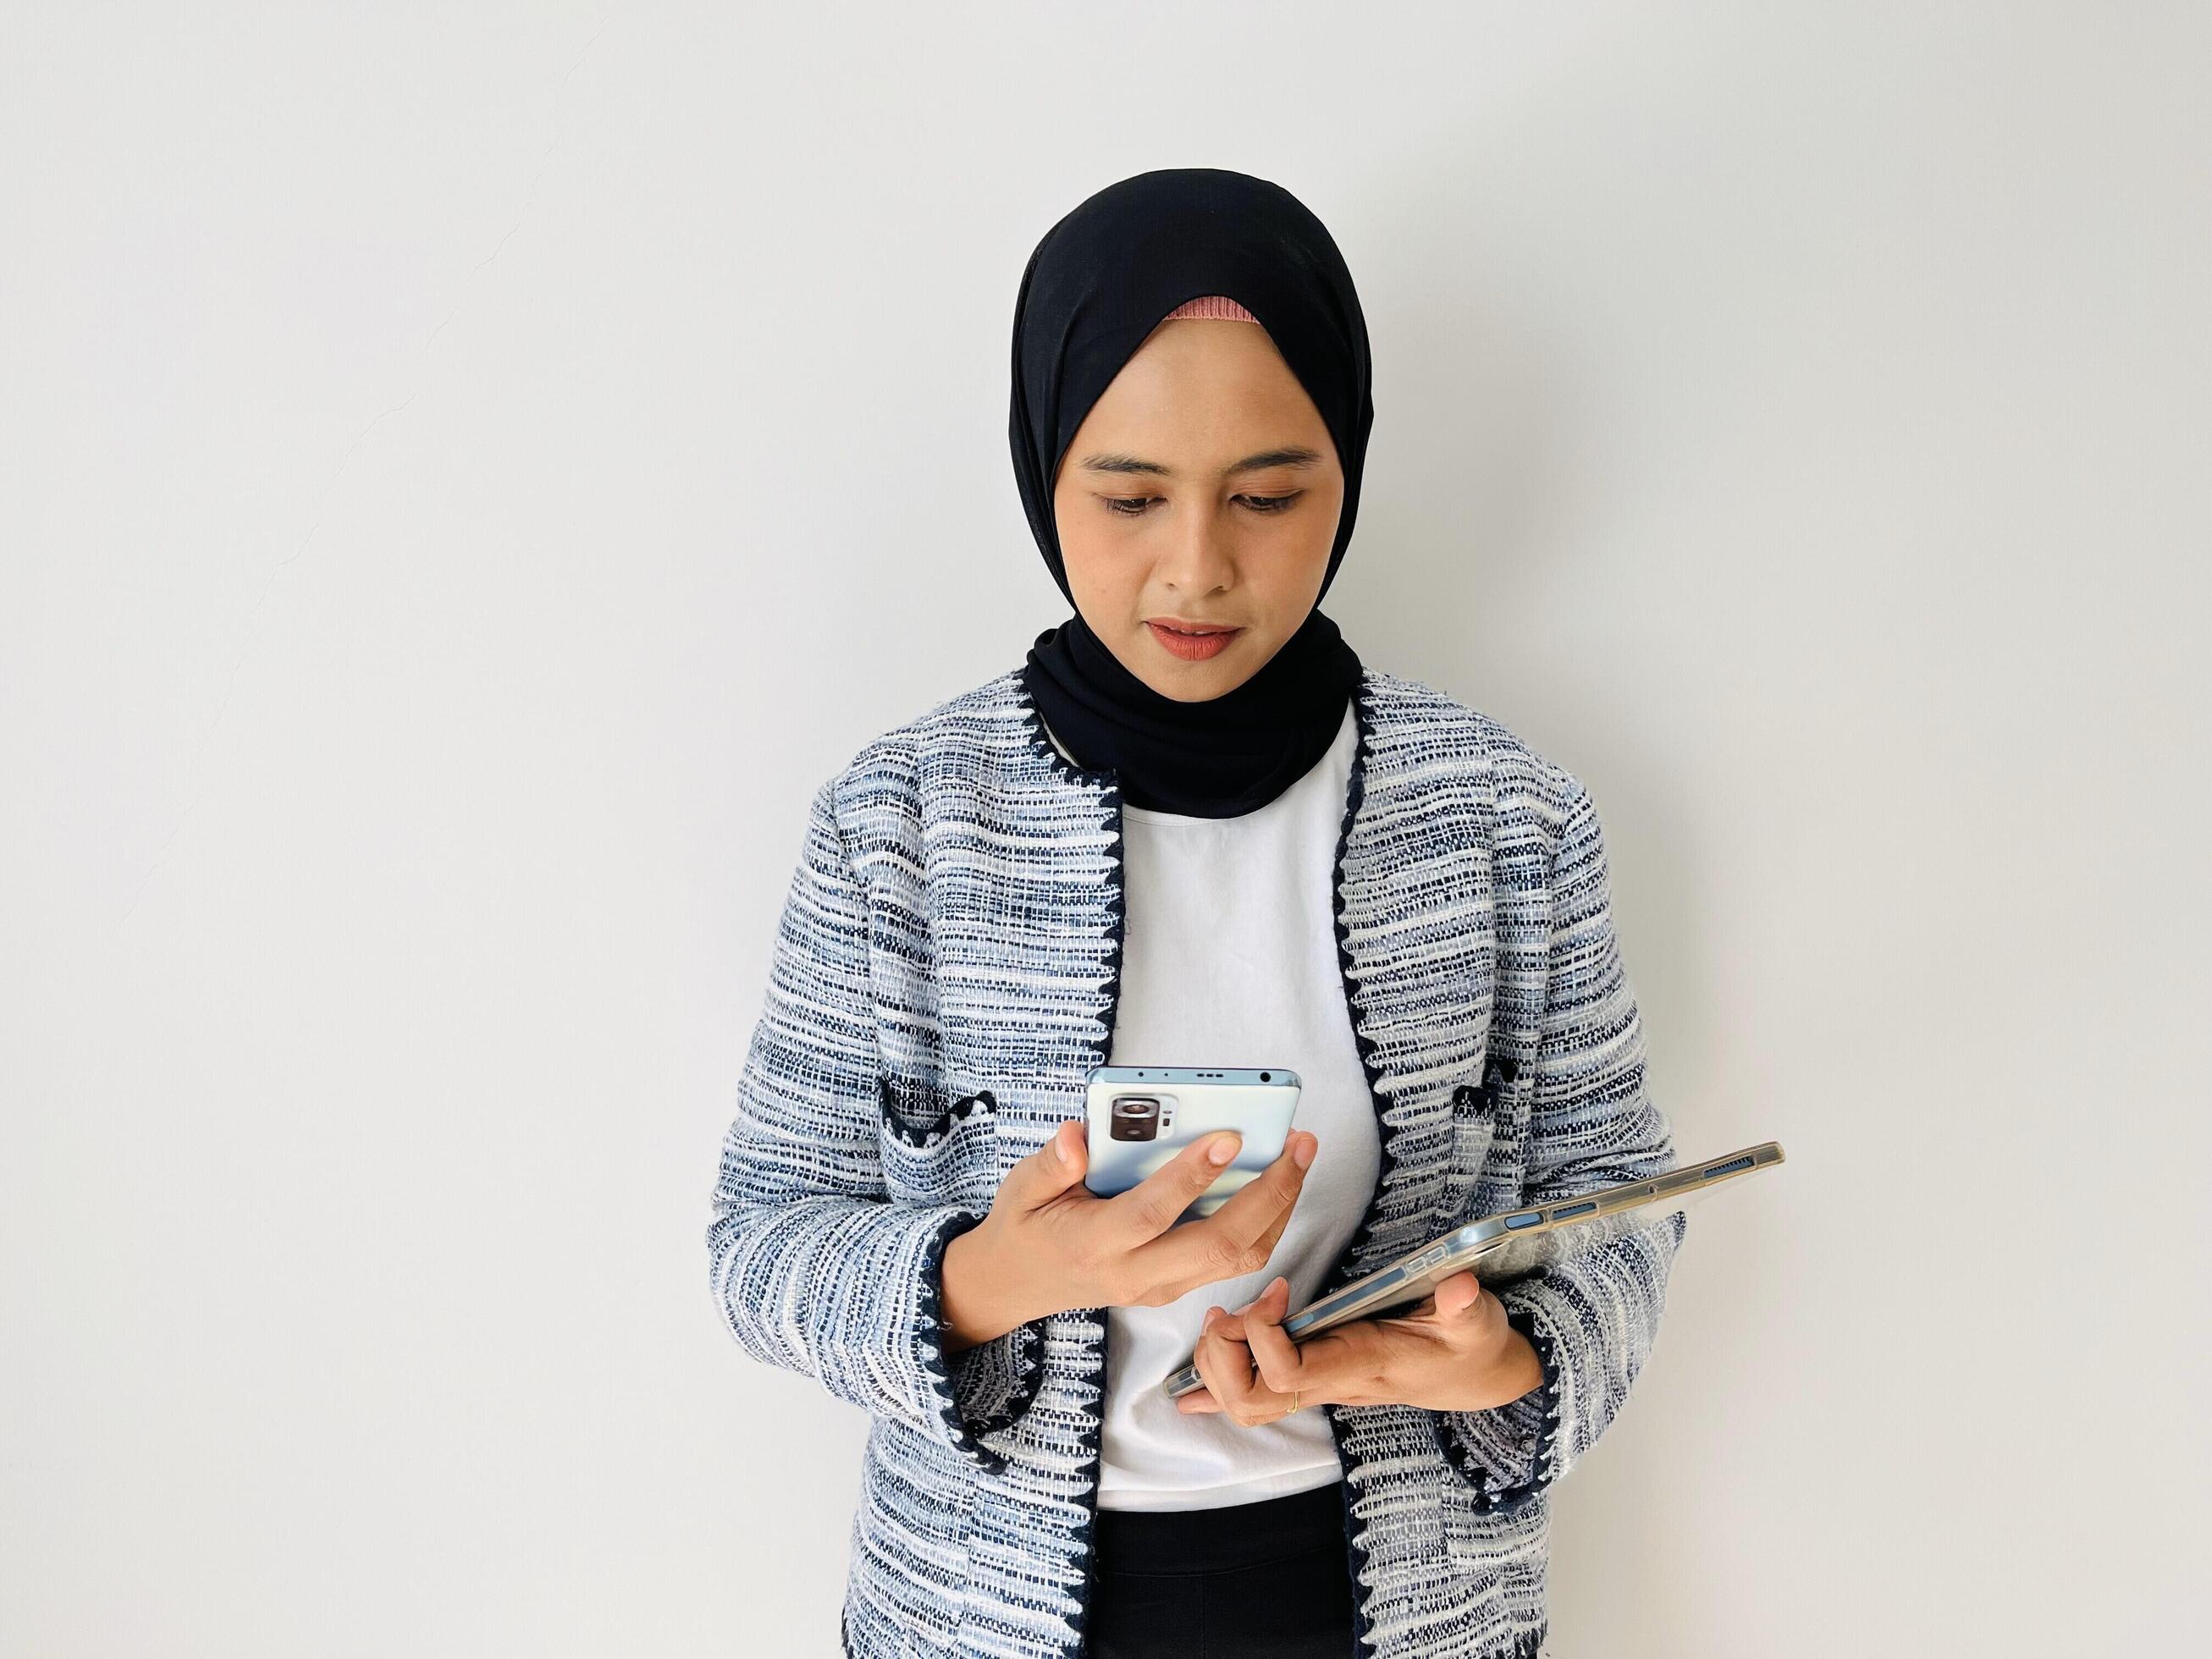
[1102,492,1299,517]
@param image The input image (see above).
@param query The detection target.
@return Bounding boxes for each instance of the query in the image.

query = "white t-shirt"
[1041,700,1382,1512]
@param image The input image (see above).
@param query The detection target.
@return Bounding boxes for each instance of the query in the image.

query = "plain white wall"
[5,3,2205,1653]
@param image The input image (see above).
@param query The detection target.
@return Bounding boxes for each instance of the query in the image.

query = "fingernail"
[1293,1133,1316,1170]
[1054,1127,1071,1164]
[1206,1134,1238,1166]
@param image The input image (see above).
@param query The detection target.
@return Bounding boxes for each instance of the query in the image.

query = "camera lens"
[1260,1072,1271,1082]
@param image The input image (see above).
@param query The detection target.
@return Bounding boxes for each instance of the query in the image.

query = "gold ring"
[1289,1389,1301,1414]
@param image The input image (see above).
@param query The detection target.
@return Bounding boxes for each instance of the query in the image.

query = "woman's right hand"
[940,1119,1319,1352]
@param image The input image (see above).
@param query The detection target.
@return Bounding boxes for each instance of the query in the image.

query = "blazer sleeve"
[1436,779,1687,1515]
[705,774,1034,1474]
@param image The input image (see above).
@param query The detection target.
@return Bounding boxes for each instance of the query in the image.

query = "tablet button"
[1503,1210,1544,1230]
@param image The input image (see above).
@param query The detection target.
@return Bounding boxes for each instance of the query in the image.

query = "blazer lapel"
[959,666,1500,1259]
[1321,670,1498,1290]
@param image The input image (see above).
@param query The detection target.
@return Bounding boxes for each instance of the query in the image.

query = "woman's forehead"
[1074,326,1326,447]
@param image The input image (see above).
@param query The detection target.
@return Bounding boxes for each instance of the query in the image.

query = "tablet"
[1160,1140,1784,1399]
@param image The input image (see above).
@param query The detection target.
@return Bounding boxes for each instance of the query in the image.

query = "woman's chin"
[1134,658,1263,703]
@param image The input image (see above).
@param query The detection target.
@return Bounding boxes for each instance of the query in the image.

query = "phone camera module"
[1110,1095,1161,1142]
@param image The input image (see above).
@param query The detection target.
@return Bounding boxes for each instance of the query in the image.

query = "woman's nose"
[1155,506,1240,593]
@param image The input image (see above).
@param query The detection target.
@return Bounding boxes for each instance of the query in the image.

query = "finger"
[1388,1272,1483,1331]
[1208,1276,1279,1342]
[1136,1133,1314,1292]
[1180,1306,1235,1413]
[1195,1309,1262,1422]
[998,1118,1090,1210]
[1205,1287,1271,1343]
[1177,1309,1229,1424]
[1105,1131,1244,1240]
[1430,1270,1482,1320]
[1242,1279,1312,1394]
[1203,1131,1315,1249]
[1196,1304,1297,1428]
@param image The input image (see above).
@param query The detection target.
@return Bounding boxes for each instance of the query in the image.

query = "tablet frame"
[1159,1140,1784,1399]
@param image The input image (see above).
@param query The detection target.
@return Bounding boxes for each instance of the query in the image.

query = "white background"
[5,3,2206,1654]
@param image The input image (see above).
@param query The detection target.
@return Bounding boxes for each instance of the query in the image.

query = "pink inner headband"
[1162,294,1260,322]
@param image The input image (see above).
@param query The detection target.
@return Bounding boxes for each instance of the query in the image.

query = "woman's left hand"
[1176,1272,1545,1424]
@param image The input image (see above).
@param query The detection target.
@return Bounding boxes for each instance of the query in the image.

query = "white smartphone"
[1084,1066,1301,1219]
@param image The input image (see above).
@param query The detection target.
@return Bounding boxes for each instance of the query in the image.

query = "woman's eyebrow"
[1076,446,1325,478]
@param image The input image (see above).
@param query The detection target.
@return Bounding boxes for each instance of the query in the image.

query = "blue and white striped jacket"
[708,663,1685,1659]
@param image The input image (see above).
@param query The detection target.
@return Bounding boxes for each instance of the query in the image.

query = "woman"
[708,168,1684,1659]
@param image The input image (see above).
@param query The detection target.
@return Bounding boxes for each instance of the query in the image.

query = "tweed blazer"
[707,662,1685,1659]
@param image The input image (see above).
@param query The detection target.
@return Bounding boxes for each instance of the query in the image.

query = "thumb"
[1001,1118,1089,1209]
[1430,1270,1482,1320]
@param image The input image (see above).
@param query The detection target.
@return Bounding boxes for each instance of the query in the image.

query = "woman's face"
[1051,317,1345,702]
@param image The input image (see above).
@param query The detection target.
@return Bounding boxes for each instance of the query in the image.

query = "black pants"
[1084,1482,1357,1659]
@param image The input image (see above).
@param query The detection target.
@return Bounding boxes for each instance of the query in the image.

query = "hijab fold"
[1010,168,1373,818]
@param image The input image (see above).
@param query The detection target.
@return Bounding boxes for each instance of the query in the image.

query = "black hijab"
[1011,168,1372,818]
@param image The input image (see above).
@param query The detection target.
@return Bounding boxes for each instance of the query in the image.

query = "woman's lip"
[1147,621,1242,661]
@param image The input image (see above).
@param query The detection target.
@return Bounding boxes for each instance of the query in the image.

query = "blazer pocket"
[1435,1054,1525,1232]
[878,1077,1002,1211]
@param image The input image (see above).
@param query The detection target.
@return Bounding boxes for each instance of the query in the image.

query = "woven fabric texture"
[707,663,1685,1659]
